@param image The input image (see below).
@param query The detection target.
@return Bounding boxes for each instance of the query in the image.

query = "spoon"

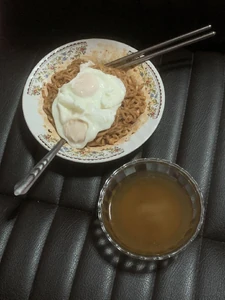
[14,26,215,196]
[14,139,65,196]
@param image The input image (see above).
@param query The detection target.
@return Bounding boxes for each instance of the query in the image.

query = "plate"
[23,39,165,163]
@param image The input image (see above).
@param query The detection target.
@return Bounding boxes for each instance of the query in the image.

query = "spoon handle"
[14,139,65,196]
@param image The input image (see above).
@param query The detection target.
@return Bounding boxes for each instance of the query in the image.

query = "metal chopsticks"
[106,25,215,69]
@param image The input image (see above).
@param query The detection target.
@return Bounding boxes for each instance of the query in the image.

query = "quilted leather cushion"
[0,35,225,300]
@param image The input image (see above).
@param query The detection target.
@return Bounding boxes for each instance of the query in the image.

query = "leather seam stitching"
[109,262,119,300]
[67,217,93,300]
[174,52,194,161]
[150,52,193,300]
[0,201,22,265]
[27,206,58,299]
[192,53,225,300]
[148,53,165,300]
[28,178,65,299]
[0,191,92,215]
[203,236,225,245]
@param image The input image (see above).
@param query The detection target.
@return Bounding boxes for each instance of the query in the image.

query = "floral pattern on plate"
[27,42,88,96]
[137,63,160,118]
[38,134,124,161]
[23,39,165,163]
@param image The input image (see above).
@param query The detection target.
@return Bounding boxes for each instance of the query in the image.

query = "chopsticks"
[106,25,215,69]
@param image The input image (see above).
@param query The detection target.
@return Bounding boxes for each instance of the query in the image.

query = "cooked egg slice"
[52,61,126,148]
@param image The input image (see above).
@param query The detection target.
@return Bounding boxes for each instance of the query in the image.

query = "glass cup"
[98,158,204,261]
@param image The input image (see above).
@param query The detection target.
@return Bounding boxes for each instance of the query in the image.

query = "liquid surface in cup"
[108,171,193,255]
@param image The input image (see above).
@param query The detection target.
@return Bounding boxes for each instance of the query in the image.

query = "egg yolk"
[63,119,88,144]
[72,73,99,97]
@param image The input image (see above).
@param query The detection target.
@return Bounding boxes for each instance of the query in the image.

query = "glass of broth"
[98,158,204,261]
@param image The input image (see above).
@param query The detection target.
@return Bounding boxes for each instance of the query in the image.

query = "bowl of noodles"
[22,39,165,163]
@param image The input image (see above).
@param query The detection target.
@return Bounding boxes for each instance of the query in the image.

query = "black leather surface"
[1,3,225,299]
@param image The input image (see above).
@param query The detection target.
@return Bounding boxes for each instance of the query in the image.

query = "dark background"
[1,0,225,54]
[1,1,225,300]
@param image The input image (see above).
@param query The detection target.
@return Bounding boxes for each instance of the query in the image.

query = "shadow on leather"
[6,199,25,220]
[91,218,177,273]
[49,149,142,178]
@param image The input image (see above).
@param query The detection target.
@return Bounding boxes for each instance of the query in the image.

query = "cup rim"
[97,158,204,261]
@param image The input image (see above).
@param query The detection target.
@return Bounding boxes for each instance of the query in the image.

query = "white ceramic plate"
[23,38,165,163]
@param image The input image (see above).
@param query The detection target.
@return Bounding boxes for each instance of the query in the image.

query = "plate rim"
[22,38,165,163]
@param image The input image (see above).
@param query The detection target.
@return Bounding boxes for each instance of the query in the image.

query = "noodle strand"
[42,59,146,147]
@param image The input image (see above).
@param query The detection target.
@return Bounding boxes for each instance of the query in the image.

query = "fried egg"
[52,61,126,149]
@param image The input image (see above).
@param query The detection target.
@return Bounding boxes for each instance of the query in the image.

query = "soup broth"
[107,171,193,255]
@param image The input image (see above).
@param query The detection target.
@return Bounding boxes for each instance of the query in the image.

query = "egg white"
[52,61,126,149]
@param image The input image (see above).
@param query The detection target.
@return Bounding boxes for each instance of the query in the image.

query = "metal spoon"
[14,26,215,196]
[14,139,65,196]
